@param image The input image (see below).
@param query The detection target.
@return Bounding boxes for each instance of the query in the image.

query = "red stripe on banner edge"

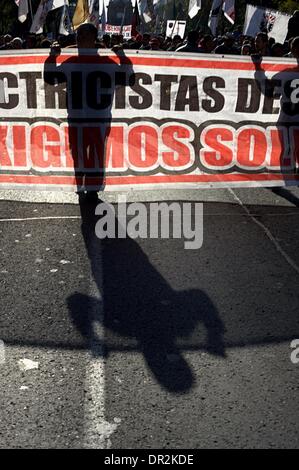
[0,174,299,186]
[0,55,298,72]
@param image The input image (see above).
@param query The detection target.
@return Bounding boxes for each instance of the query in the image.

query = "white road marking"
[229,188,299,276]
[0,340,5,364]
[0,213,298,224]
[0,216,81,222]
[18,358,39,371]
[83,231,120,449]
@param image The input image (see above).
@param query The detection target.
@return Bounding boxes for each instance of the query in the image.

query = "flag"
[223,0,235,24]
[15,0,28,23]
[120,1,130,33]
[131,0,141,36]
[138,0,153,24]
[243,4,291,44]
[188,0,201,20]
[154,10,163,34]
[155,7,171,34]
[89,0,100,26]
[208,0,223,35]
[99,0,107,34]
[72,0,89,29]
[59,0,73,35]
[30,0,65,34]
[153,0,168,5]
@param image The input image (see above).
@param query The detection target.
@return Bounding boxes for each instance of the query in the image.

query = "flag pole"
[170,1,179,39]
[194,11,202,32]
[28,0,34,24]
[120,3,128,35]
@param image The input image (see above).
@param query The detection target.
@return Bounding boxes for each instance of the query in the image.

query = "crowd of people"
[1,19,299,59]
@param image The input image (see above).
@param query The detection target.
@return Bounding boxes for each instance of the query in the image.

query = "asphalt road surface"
[0,187,299,449]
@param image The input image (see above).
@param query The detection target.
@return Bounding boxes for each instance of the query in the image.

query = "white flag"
[15,0,28,23]
[243,4,291,44]
[30,0,65,34]
[223,0,235,24]
[268,11,291,43]
[188,0,201,19]
[153,0,168,5]
[138,0,153,24]
[208,0,223,35]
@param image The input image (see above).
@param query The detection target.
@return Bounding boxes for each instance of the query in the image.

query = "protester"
[287,36,299,59]
[271,42,284,57]
[0,34,12,49]
[39,38,52,48]
[254,32,271,56]
[0,28,297,59]
[197,35,215,53]
[7,37,23,49]
[167,35,183,51]
[175,30,200,53]
[149,37,160,51]
[23,34,37,49]
[286,10,299,40]
[139,33,151,50]
[241,43,251,56]
[102,34,111,48]
[2,7,299,60]
[214,33,239,55]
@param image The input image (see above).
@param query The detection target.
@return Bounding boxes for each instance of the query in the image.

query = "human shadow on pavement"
[44,24,133,194]
[252,55,299,185]
[67,197,226,393]
[270,187,299,207]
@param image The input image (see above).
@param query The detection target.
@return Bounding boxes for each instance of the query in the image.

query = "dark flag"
[131,0,141,37]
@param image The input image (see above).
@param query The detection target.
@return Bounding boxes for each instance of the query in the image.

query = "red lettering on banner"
[237,128,267,169]
[0,126,12,167]
[200,127,234,169]
[64,126,79,169]
[31,125,61,168]
[13,125,27,167]
[106,126,125,170]
[161,125,193,168]
[128,125,158,169]
[82,126,105,169]
[1,121,298,180]
[268,128,290,168]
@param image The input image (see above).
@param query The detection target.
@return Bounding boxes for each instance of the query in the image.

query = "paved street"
[0,187,299,448]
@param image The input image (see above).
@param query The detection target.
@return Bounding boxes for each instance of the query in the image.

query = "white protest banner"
[166,20,186,39]
[244,4,291,44]
[104,24,132,38]
[0,50,298,191]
